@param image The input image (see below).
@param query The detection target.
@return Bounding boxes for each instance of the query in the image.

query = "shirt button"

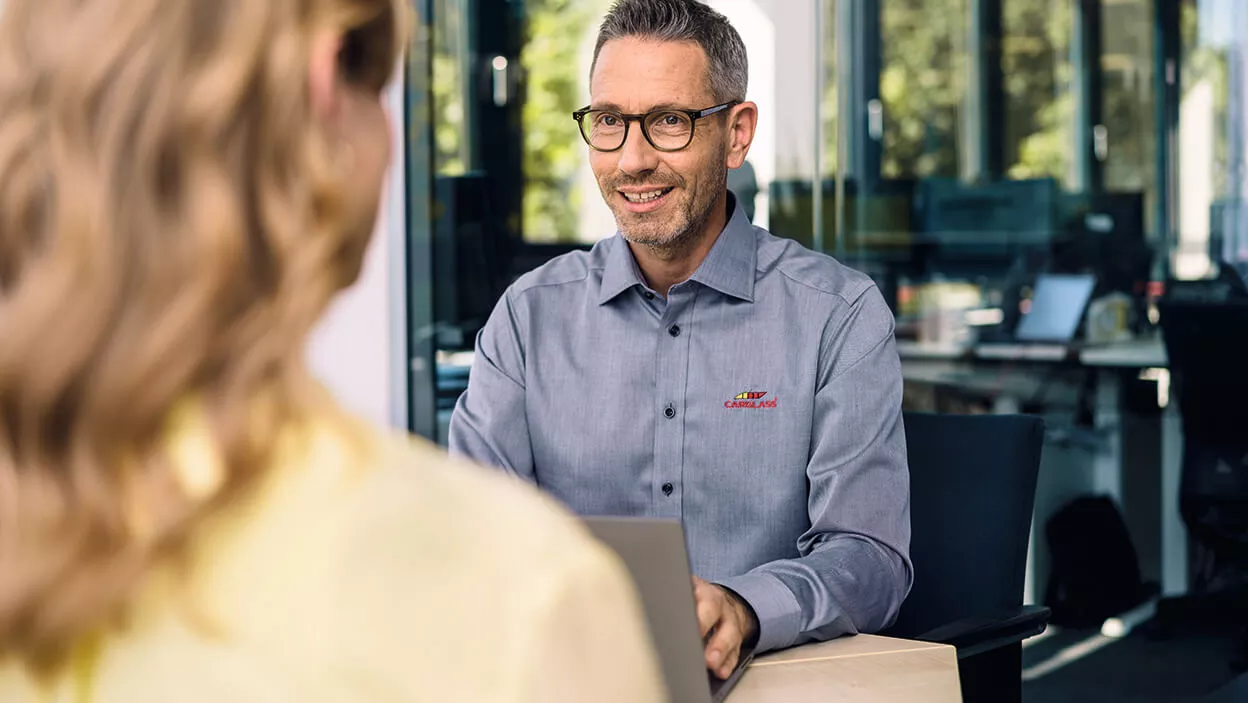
[668,324,681,337]
[662,482,674,496]
[644,292,655,300]
[663,405,676,419]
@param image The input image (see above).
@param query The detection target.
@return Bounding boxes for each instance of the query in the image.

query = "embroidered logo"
[725,391,778,409]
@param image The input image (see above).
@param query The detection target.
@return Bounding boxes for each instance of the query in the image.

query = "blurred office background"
[382,1,1248,699]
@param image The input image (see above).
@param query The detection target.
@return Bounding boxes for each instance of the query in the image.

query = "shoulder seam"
[775,265,872,306]
[510,266,598,299]
[826,319,896,383]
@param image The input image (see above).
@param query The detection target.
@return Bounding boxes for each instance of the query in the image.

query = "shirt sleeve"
[716,283,913,653]
[447,289,536,482]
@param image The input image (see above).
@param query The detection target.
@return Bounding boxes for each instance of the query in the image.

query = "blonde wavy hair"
[0,0,404,672]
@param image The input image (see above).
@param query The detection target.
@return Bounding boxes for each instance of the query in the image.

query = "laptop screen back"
[1014,273,1097,343]
[582,517,717,703]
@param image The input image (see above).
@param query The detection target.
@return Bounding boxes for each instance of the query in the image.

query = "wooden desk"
[732,635,961,702]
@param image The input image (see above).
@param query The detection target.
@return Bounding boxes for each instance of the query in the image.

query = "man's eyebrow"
[588,101,624,112]
[587,101,692,113]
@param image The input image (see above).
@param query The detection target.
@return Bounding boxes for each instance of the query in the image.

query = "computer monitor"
[917,177,1058,259]
[1014,273,1097,343]
[1060,191,1145,241]
[1053,191,1152,297]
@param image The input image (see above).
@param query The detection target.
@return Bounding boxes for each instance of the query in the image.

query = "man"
[450,0,911,680]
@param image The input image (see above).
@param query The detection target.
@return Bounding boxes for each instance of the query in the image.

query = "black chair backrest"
[1158,297,1248,450]
[888,412,1045,638]
[1158,297,1248,555]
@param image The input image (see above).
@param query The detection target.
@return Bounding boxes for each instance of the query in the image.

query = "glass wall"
[1179,0,1247,278]
[408,0,1247,439]
[821,0,1166,351]
[1102,0,1156,226]
[420,0,825,441]
[1002,0,1074,184]
[520,0,610,244]
[403,2,1248,675]
[879,0,967,181]
[428,0,802,249]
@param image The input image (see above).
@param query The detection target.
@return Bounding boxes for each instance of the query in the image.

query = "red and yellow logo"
[725,391,778,409]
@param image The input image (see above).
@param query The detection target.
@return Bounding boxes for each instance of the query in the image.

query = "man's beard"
[603,161,727,254]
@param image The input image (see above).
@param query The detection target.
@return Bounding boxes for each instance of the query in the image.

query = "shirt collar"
[688,195,757,303]
[597,194,757,305]
[598,236,650,305]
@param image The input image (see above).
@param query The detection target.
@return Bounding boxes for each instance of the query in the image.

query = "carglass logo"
[724,391,778,409]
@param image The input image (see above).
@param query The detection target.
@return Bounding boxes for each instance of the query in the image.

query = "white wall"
[711,0,779,229]
[306,80,408,429]
[753,0,819,182]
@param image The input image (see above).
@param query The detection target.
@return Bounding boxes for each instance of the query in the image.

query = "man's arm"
[447,291,536,481]
[716,284,913,653]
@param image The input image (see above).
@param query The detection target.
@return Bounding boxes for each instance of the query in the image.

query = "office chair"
[886,411,1051,703]
[1157,294,1248,672]
[1200,670,1248,702]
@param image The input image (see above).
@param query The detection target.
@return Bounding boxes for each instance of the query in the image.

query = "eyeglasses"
[572,101,740,152]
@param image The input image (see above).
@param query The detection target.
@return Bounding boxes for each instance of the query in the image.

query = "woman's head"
[0,0,403,670]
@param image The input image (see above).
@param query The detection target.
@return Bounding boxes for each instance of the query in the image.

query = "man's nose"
[616,121,659,176]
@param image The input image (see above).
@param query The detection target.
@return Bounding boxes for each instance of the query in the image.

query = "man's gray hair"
[592,0,748,103]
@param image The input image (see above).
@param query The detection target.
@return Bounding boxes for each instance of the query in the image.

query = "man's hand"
[692,576,759,680]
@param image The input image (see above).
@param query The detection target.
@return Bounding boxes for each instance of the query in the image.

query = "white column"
[1178,79,1215,279]
[306,79,408,429]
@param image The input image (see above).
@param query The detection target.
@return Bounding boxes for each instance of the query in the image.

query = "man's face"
[588,38,732,249]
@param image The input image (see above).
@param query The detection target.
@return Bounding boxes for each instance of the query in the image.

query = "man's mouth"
[621,187,674,204]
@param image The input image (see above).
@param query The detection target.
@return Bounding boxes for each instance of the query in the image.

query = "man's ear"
[308,30,344,121]
[725,101,758,170]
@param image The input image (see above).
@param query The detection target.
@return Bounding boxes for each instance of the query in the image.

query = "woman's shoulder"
[335,421,609,573]
[289,422,661,702]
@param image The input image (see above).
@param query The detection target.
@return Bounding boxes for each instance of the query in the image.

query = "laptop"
[978,272,1097,360]
[583,517,753,703]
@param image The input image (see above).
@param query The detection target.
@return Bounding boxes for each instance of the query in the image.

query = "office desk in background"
[734,635,961,703]
[897,336,1169,367]
[1077,336,1184,605]
[898,336,1184,612]
[1077,336,1168,368]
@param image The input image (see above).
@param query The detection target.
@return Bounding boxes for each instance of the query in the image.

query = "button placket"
[651,285,695,514]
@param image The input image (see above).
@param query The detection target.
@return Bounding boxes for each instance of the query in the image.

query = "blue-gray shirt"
[449,200,912,653]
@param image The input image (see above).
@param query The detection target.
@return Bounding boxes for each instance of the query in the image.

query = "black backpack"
[1044,495,1154,628]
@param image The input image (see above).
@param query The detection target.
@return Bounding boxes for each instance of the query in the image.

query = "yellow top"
[0,402,667,702]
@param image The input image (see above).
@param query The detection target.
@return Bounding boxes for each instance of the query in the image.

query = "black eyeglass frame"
[571,101,741,152]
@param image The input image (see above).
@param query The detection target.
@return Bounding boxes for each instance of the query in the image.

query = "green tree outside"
[520,0,606,242]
